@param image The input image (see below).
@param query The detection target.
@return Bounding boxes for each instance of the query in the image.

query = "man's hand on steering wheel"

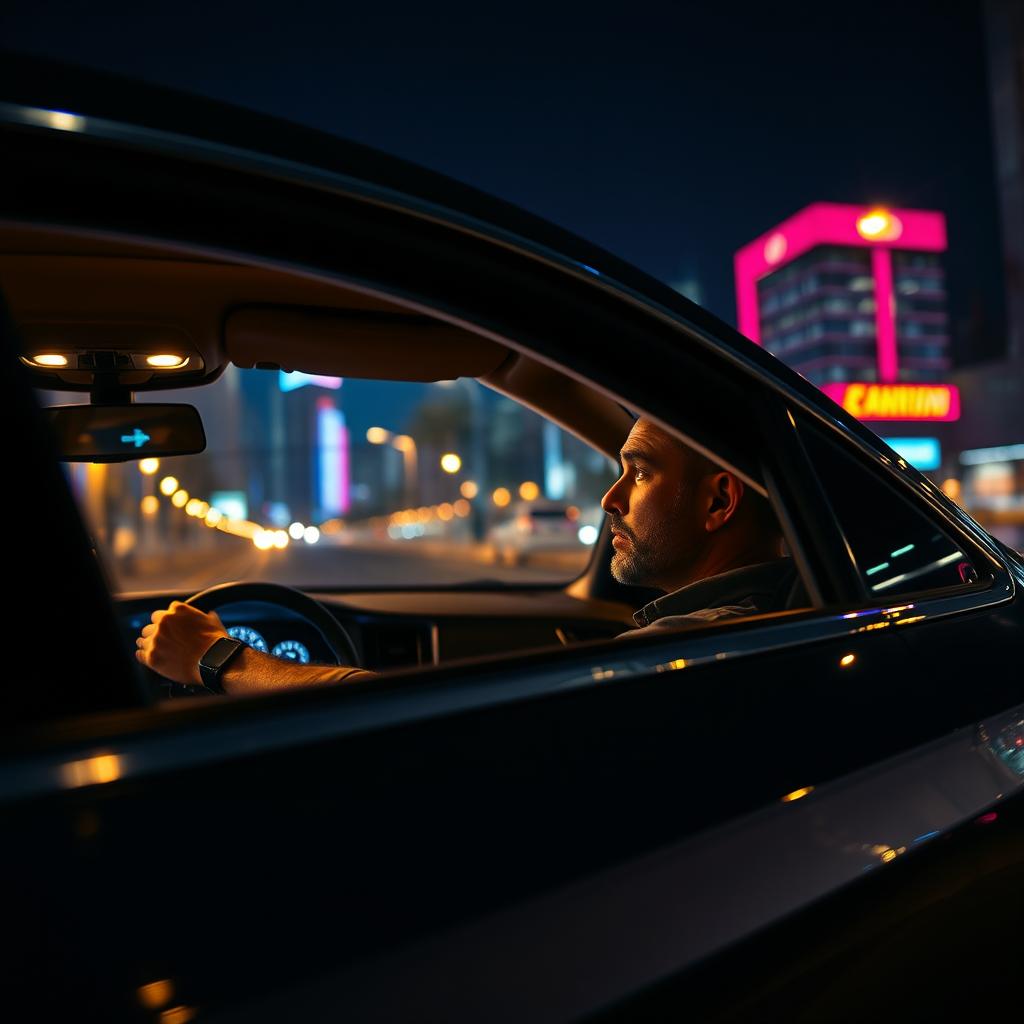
[136,601,228,687]
[136,585,372,694]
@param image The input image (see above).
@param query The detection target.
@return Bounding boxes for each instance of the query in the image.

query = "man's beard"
[608,517,668,588]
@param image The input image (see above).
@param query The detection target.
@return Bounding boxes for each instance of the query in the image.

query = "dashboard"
[117,589,634,681]
[121,599,362,670]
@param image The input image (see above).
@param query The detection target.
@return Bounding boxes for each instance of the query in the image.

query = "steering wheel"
[186,580,361,668]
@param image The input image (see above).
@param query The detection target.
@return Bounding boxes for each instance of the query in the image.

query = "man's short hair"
[681,444,780,539]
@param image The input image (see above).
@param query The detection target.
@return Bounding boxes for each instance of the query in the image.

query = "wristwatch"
[198,636,245,693]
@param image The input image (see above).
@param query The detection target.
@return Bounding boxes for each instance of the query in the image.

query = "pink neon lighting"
[820,383,960,422]
[734,202,947,350]
[872,248,898,383]
[317,397,350,516]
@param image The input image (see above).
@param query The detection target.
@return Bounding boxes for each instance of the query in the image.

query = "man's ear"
[704,472,744,533]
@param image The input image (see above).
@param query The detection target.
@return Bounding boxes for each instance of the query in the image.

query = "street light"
[392,434,418,505]
[440,452,462,474]
[368,427,418,504]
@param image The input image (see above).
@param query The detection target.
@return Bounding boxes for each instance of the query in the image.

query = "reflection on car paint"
[61,753,122,789]
[28,577,1019,809]
[983,715,1024,778]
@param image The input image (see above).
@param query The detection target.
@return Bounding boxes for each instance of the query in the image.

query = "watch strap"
[199,636,245,693]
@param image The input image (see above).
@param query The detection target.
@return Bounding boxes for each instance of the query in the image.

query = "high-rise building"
[736,203,952,383]
[735,202,960,430]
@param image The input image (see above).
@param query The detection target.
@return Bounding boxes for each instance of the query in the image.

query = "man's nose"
[601,476,628,516]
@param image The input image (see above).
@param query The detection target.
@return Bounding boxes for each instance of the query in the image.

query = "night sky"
[3,0,1005,362]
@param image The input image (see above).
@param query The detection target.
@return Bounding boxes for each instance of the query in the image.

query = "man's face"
[600,418,706,591]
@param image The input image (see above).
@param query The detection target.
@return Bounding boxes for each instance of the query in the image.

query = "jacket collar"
[633,557,796,627]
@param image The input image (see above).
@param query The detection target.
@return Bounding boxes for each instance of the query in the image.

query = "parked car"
[486,501,585,566]
[3,55,1024,1022]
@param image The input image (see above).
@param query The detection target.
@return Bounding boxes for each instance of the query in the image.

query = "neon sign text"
[822,383,960,422]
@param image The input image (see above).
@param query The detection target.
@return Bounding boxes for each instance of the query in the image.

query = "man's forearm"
[220,646,378,695]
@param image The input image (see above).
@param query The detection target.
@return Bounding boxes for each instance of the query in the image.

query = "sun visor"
[225,307,509,381]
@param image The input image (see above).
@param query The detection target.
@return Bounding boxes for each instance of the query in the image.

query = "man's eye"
[634,468,648,481]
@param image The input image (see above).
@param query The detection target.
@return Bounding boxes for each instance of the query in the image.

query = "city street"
[112,534,583,593]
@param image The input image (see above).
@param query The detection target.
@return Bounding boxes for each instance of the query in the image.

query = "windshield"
[43,369,616,592]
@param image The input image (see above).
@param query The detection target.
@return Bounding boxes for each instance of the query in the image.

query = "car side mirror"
[46,403,206,462]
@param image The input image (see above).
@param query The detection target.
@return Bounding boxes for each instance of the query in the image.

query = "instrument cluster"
[226,625,311,664]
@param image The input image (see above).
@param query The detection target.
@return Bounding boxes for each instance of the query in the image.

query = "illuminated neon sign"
[734,202,947,385]
[882,437,942,471]
[317,398,350,516]
[821,383,960,422]
[279,371,342,393]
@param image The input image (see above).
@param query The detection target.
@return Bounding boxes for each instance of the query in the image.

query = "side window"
[799,423,981,598]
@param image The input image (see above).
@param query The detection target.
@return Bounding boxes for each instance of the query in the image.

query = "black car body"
[2,56,1024,1022]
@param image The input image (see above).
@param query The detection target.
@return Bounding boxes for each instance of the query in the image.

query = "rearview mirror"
[46,404,206,462]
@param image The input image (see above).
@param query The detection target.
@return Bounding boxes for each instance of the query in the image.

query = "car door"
[598,417,1024,1022]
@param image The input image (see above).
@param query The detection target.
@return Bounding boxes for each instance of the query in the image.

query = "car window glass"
[39,371,617,593]
[799,422,980,598]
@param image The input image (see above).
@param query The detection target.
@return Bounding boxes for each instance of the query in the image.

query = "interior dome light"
[146,354,188,368]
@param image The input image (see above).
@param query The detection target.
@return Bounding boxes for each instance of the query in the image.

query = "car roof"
[0,52,670,306]
[0,52,909,467]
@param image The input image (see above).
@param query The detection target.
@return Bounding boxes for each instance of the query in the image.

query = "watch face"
[200,637,244,692]
[204,637,243,669]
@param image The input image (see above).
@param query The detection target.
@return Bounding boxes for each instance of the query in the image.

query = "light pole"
[459,378,488,540]
[367,427,418,507]
[392,435,418,507]
[138,457,160,554]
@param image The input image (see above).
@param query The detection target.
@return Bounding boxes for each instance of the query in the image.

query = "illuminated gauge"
[272,640,310,664]
[226,626,268,652]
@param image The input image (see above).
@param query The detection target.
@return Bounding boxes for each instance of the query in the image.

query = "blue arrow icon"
[121,428,151,449]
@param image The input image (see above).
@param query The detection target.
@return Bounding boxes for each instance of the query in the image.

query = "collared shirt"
[624,557,798,637]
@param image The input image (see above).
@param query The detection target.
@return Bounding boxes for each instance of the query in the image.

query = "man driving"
[136,417,794,693]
